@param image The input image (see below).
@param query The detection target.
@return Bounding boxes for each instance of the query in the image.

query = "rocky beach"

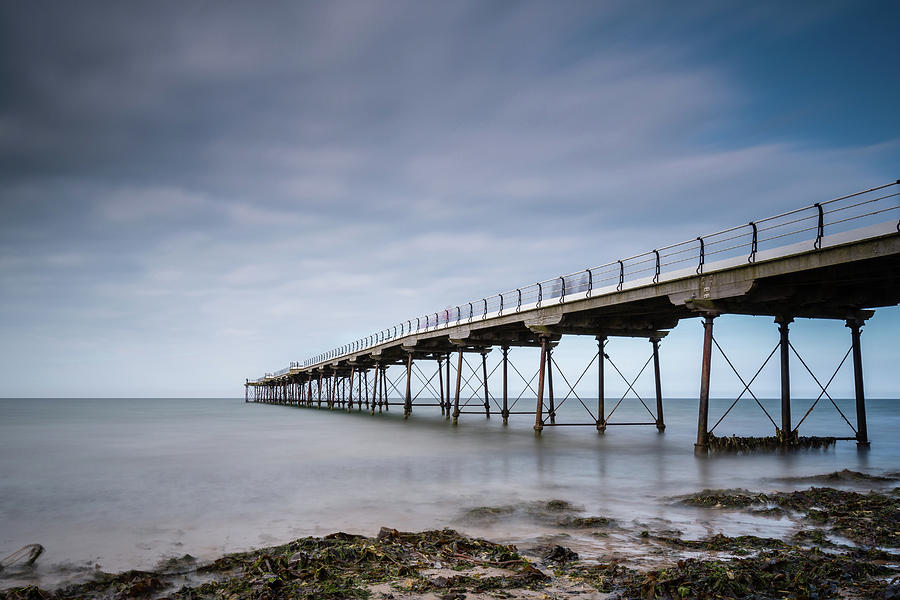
[3,474,898,600]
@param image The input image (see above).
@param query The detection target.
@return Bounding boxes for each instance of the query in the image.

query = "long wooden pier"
[247,181,900,451]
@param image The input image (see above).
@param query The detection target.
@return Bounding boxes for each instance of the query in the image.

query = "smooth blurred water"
[1,396,898,587]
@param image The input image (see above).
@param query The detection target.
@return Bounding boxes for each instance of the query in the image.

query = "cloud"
[0,1,897,397]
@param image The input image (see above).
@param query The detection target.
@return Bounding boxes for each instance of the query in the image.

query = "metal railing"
[259,180,899,378]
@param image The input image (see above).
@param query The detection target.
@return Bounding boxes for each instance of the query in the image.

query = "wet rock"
[544,499,575,512]
[461,505,516,521]
[556,515,611,528]
[775,469,898,484]
[376,527,400,541]
[543,545,579,564]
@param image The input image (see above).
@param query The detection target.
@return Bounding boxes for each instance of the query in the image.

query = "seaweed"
[567,547,893,599]
[707,431,837,453]
[683,487,900,548]
[0,529,524,600]
[653,533,789,555]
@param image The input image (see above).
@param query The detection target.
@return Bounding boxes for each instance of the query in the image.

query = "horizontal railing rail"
[254,180,899,379]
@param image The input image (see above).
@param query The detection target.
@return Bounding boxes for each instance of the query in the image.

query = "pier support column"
[501,345,509,424]
[534,336,547,433]
[370,366,378,415]
[244,381,248,403]
[777,317,793,444]
[364,370,370,411]
[348,367,355,413]
[597,336,606,432]
[847,319,870,447]
[437,356,445,416]
[331,372,338,410]
[404,352,413,419]
[652,337,665,432]
[318,373,323,408]
[381,365,388,411]
[695,315,715,454]
[445,353,452,420]
[452,347,463,425]
[481,349,490,418]
[546,343,555,425]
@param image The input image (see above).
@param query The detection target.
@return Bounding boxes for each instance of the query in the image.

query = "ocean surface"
[1,396,898,588]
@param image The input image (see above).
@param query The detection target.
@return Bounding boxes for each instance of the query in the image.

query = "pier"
[246,181,900,451]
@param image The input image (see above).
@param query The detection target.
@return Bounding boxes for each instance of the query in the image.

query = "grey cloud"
[0,1,896,396]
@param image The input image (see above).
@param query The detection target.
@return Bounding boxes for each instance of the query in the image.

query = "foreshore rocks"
[2,482,898,600]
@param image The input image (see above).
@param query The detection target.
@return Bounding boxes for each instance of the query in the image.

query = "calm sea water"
[1,396,898,588]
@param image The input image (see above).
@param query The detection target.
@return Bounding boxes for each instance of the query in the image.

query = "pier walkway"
[246,181,900,451]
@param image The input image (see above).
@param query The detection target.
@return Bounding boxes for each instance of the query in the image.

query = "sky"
[0,1,898,399]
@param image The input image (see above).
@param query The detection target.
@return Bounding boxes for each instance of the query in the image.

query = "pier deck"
[247,181,900,450]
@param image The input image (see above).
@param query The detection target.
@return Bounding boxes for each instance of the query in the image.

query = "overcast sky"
[1,1,898,399]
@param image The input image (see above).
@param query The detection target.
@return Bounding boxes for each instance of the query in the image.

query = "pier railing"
[271,181,898,375]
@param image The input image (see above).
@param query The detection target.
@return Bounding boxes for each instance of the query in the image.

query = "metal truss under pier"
[247,181,900,451]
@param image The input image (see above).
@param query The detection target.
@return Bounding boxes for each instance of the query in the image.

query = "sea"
[1,396,898,589]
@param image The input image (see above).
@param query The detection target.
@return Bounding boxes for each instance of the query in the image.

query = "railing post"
[652,337,665,432]
[695,315,715,453]
[847,319,870,447]
[534,336,547,433]
[596,336,606,433]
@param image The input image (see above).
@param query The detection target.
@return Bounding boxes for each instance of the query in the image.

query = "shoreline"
[2,477,898,599]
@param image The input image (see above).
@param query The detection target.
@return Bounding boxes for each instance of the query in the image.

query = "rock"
[324,531,365,541]
[884,582,900,599]
[377,527,401,541]
[543,545,579,564]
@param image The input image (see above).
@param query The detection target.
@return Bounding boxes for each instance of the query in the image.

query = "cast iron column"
[847,319,870,447]
[777,317,793,443]
[501,345,509,424]
[534,336,547,433]
[652,337,665,431]
[695,315,715,453]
